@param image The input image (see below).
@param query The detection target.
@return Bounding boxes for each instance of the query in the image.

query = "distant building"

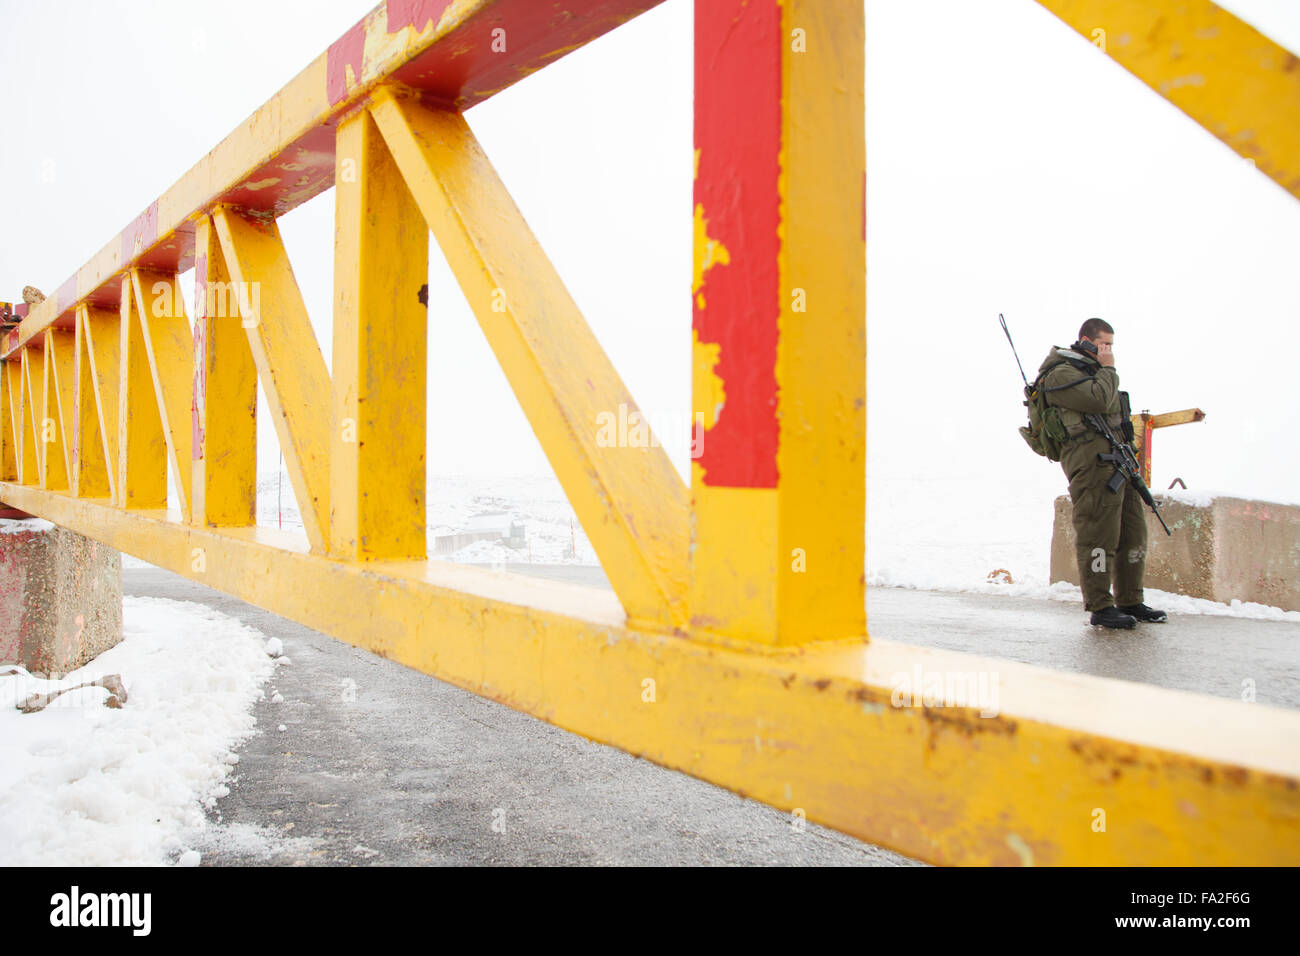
[433,512,526,555]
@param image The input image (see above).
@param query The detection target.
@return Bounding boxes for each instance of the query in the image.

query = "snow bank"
[0,596,277,866]
[0,517,55,535]
[1159,487,1218,508]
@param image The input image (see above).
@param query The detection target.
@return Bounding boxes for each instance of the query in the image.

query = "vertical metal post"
[690,0,866,645]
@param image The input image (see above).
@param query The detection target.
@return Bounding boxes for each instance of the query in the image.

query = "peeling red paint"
[8,0,662,362]
[391,0,657,108]
[692,0,781,489]
[387,0,453,34]
[54,278,77,315]
[120,201,159,266]
[327,20,368,107]
[220,125,338,216]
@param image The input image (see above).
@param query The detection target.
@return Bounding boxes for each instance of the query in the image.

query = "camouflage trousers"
[1061,435,1148,612]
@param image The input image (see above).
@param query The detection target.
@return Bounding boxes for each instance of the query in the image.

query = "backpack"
[1018,361,1095,462]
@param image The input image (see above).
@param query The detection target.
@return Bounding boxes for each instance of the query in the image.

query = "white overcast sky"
[1,0,1297,503]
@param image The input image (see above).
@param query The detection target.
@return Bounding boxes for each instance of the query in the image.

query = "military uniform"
[1037,346,1148,613]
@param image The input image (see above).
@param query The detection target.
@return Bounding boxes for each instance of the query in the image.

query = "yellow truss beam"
[330,108,429,561]
[211,207,333,553]
[369,90,690,629]
[1036,0,1300,200]
[690,0,866,646]
[118,275,168,510]
[0,479,1297,865]
[192,217,258,528]
[3,0,667,360]
[42,330,75,493]
[0,351,13,482]
[22,349,44,488]
[8,357,34,486]
[81,306,121,505]
[72,306,110,499]
[131,270,195,522]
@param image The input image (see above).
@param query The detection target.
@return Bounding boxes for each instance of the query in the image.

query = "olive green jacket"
[1036,346,1123,439]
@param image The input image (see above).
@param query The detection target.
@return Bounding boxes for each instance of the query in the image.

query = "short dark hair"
[1079,317,1114,340]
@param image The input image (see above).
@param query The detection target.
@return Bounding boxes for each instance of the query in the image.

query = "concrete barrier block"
[1051,494,1300,611]
[0,519,122,675]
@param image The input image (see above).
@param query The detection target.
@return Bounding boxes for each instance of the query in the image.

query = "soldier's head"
[1078,317,1114,356]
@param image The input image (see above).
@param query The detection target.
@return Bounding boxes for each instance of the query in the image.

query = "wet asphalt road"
[455,563,1300,710]
[124,567,918,866]
[123,564,1298,865]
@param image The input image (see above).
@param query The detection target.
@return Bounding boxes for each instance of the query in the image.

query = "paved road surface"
[124,568,916,866]
[492,563,1299,709]
[123,564,1298,865]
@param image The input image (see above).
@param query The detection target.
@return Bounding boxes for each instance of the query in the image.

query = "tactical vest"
[1019,355,1129,461]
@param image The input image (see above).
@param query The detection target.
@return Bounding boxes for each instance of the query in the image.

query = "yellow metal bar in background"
[1149,408,1206,429]
[192,217,257,528]
[777,0,867,644]
[73,306,110,499]
[131,270,195,522]
[23,349,45,488]
[211,206,332,553]
[118,276,168,509]
[42,330,75,493]
[82,306,121,505]
[11,356,35,485]
[369,90,689,628]
[0,360,12,482]
[690,0,865,646]
[2,478,1299,865]
[1035,0,1300,201]
[330,109,429,561]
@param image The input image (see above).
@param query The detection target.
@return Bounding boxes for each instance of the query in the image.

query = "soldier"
[1038,318,1168,629]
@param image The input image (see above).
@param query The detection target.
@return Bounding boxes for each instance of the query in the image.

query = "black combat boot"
[1090,606,1137,629]
[1118,603,1169,623]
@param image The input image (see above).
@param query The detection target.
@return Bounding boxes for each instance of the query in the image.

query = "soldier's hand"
[1098,343,1115,367]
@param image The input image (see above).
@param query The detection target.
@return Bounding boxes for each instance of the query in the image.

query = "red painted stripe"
[328,0,454,108]
[8,0,664,361]
[326,20,367,107]
[692,0,781,489]
[387,0,453,33]
[54,278,77,314]
[219,124,337,216]
[120,201,159,266]
[391,0,660,108]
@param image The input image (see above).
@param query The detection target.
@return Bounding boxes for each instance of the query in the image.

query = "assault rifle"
[1086,413,1172,536]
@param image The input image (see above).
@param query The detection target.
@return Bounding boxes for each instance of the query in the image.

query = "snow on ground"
[0,596,281,866]
[190,820,318,864]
